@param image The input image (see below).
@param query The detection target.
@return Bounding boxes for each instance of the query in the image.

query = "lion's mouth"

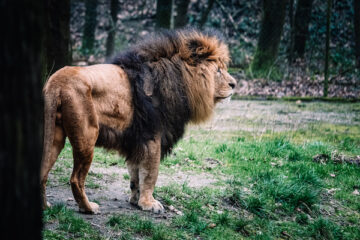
[216,93,233,100]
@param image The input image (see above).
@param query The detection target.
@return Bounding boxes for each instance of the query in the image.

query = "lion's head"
[176,30,237,123]
[214,66,236,101]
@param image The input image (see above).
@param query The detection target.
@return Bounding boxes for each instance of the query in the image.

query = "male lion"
[41,29,236,214]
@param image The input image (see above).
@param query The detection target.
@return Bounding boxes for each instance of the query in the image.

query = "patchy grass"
[43,100,360,239]
[107,214,187,239]
[43,204,103,239]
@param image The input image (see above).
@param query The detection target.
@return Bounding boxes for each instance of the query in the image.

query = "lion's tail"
[41,87,60,177]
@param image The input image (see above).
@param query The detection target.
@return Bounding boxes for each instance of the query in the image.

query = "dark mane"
[97,30,195,159]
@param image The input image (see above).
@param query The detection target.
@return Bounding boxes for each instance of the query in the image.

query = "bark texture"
[293,0,314,58]
[199,0,215,28]
[45,0,71,75]
[174,0,190,28]
[106,0,119,58]
[0,0,44,238]
[354,0,360,68]
[82,0,98,53]
[156,0,172,29]
[252,0,288,71]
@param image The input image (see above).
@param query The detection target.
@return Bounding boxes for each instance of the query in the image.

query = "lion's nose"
[229,82,236,89]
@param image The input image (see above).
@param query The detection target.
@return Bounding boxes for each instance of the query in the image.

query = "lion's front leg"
[126,161,140,205]
[137,135,164,214]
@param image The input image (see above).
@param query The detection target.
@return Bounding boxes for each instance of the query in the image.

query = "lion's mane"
[95,29,229,159]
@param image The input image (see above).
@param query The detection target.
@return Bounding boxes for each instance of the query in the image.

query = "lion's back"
[44,64,134,132]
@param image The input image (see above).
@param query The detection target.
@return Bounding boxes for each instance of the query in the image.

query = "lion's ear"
[187,39,212,65]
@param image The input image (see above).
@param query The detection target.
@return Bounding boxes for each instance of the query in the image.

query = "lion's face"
[213,67,236,102]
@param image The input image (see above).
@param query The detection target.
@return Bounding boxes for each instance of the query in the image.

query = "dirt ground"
[45,100,359,236]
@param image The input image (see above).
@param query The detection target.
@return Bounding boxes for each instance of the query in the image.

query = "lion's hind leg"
[70,147,99,214]
[61,90,100,214]
[40,123,66,209]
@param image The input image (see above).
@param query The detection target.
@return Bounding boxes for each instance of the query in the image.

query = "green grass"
[43,204,103,239]
[43,101,360,239]
[107,214,188,239]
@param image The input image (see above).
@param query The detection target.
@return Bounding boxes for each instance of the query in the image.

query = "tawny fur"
[41,29,236,214]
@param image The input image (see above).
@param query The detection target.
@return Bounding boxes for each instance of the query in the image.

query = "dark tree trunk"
[82,0,98,54]
[324,0,332,97]
[106,0,119,58]
[288,0,295,62]
[45,0,71,75]
[293,0,314,59]
[199,0,215,28]
[156,0,173,29]
[354,0,360,69]
[0,0,44,239]
[252,0,288,72]
[174,0,190,28]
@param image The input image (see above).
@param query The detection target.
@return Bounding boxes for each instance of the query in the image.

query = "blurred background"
[44,0,359,99]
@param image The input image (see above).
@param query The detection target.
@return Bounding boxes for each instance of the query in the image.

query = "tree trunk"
[106,0,119,58]
[199,0,215,28]
[156,0,173,29]
[293,0,314,59]
[174,0,190,28]
[82,0,98,54]
[354,0,360,69]
[252,0,288,72]
[45,0,71,75]
[288,0,295,62]
[324,0,332,97]
[0,0,44,239]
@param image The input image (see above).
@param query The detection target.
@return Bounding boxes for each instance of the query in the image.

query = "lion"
[41,29,236,214]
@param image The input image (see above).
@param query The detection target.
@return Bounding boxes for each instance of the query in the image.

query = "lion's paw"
[79,202,100,214]
[138,199,165,214]
[129,195,139,206]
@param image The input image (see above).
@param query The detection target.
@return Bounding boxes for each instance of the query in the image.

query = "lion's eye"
[217,68,221,73]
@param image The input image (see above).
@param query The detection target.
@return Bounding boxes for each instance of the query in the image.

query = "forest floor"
[43,100,360,240]
[229,69,360,99]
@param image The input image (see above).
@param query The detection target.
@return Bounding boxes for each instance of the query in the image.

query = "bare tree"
[251,0,288,73]
[0,0,45,238]
[293,0,314,59]
[82,0,98,54]
[156,0,173,29]
[354,0,360,69]
[174,0,190,28]
[106,0,119,58]
[324,0,332,97]
[45,0,71,75]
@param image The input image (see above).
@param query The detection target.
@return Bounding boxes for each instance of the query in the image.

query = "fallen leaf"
[327,188,339,194]
[281,231,291,239]
[208,223,216,228]
[176,210,183,216]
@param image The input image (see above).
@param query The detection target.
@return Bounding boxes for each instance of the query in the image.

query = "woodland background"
[52,0,360,98]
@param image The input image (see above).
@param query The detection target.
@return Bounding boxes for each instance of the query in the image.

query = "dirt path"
[46,161,221,234]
